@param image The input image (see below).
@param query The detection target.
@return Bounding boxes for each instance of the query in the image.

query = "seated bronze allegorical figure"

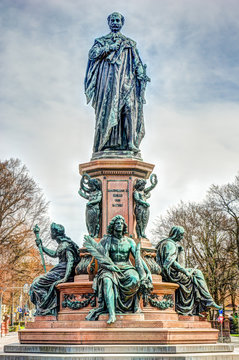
[30,223,80,316]
[156,226,221,316]
[83,215,153,324]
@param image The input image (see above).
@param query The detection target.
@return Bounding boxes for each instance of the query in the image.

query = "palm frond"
[83,235,117,271]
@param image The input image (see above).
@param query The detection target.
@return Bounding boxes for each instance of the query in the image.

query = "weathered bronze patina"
[133,174,158,238]
[78,174,102,238]
[30,223,79,316]
[83,215,153,324]
[156,226,221,316]
[85,12,150,158]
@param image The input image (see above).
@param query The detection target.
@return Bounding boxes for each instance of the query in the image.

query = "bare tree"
[208,175,239,268]
[0,158,51,291]
[152,199,239,307]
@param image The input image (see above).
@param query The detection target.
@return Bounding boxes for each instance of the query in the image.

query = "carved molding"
[148,294,174,310]
[62,293,96,310]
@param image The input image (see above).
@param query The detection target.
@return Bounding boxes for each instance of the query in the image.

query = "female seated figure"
[30,223,79,316]
[156,226,221,316]
[84,215,152,323]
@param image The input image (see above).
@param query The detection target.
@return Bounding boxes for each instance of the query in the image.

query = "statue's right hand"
[112,265,121,273]
[110,41,120,52]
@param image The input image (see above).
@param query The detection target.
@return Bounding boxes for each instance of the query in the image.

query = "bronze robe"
[85,32,145,153]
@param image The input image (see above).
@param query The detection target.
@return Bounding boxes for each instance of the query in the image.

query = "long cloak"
[30,239,79,316]
[156,238,217,315]
[85,32,145,152]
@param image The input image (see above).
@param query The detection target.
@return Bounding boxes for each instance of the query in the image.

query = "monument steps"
[2,343,236,360]
[57,311,179,322]
[19,327,219,345]
[25,319,212,329]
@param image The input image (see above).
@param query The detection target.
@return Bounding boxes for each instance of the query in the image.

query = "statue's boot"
[128,143,139,153]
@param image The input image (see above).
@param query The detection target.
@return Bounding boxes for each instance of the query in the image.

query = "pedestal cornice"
[79,158,155,179]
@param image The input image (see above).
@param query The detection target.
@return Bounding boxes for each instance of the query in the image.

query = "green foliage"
[9,325,19,332]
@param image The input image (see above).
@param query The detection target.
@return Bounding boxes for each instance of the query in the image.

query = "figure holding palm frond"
[83,215,152,324]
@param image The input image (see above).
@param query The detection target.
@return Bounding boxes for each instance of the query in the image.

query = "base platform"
[2,343,237,360]
[18,275,219,346]
[18,312,219,345]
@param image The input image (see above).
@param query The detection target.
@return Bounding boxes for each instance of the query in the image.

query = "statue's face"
[114,218,124,232]
[108,13,123,33]
[176,232,184,242]
[89,180,96,191]
[139,182,146,191]
[51,228,57,240]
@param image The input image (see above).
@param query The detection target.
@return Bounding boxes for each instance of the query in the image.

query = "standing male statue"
[85,12,150,156]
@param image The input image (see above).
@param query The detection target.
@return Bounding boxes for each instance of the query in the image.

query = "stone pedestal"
[18,157,219,345]
[19,273,219,345]
[79,158,154,238]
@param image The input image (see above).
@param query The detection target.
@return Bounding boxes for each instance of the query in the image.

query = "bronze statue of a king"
[85,12,150,158]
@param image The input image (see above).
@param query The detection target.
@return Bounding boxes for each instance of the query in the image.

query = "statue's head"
[107,12,124,33]
[134,179,146,191]
[89,178,101,191]
[51,222,65,239]
[107,215,128,235]
[168,226,184,242]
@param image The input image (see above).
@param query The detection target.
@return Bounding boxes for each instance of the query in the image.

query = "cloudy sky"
[1,0,239,246]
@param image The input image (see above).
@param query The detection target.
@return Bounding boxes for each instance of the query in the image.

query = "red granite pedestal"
[18,158,219,345]
[19,274,218,344]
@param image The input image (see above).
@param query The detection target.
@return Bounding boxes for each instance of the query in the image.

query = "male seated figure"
[84,215,152,323]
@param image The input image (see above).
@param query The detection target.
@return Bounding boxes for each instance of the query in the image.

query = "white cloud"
[1,0,239,245]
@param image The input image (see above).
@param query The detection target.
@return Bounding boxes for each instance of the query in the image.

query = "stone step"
[2,343,237,360]
[25,319,212,329]
[4,343,234,354]
[1,352,239,359]
[57,312,179,321]
[18,327,219,345]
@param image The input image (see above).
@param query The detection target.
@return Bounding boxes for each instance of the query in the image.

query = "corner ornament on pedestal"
[78,174,102,238]
[30,223,80,316]
[133,173,158,238]
[62,293,96,310]
[143,294,174,310]
[156,226,222,316]
[83,215,153,324]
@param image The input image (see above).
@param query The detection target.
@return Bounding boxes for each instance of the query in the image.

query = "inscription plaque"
[107,180,129,225]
